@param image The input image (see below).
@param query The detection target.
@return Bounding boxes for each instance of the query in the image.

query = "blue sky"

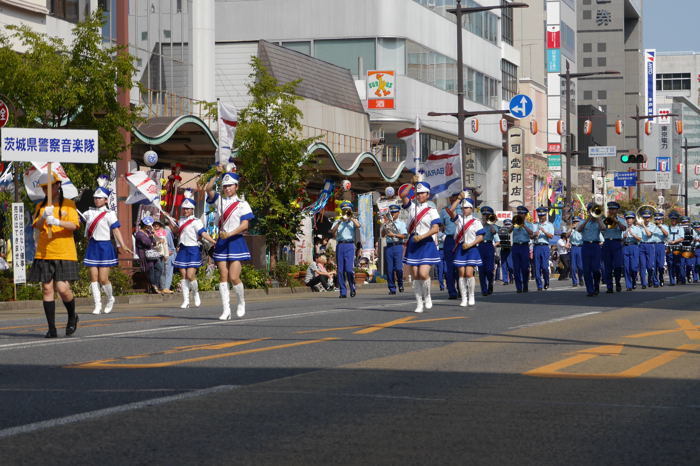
[644,0,700,52]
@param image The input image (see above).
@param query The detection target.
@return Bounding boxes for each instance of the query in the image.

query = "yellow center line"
[624,319,700,339]
[353,316,417,335]
[67,337,338,369]
[410,316,467,324]
[617,344,700,377]
[296,325,365,334]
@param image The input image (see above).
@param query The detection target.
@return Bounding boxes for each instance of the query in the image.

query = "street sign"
[548,154,561,168]
[1,127,98,163]
[655,171,671,190]
[509,94,533,119]
[614,172,637,187]
[588,146,617,158]
[0,100,9,128]
[656,156,671,172]
[12,203,25,284]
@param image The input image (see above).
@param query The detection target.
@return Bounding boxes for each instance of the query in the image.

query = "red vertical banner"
[546,25,560,49]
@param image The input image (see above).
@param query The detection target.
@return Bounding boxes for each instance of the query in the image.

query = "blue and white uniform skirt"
[173,245,203,270]
[403,236,440,266]
[454,245,483,267]
[213,235,251,262]
[83,239,118,267]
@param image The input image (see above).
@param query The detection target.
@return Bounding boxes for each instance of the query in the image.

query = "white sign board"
[588,146,617,158]
[507,128,525,208]
[655,171,671,190]
[496,211,513,221]
[1,128,98,163]
[12,203,25,284]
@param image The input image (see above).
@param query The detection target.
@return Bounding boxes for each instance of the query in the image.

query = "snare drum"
[681,245,695,259]
[671,245,682,256]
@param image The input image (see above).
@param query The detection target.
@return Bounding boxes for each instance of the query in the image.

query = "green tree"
[0,10,141,191]
[235,57,316,266]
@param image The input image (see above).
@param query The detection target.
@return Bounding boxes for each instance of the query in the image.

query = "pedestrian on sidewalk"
[83,179,132,315]
[134,216,163,294]
[304,254,335,291]
[28,172,80,338]
[557,232,571,280]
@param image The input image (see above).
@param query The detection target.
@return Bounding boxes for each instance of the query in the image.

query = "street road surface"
[0,281,698,465]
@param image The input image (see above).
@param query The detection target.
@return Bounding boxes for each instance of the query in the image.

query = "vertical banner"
[294,214,313,265]
[358,193,375,256]
[507,127,525,208]
[644,49,656,120]
[12,203,26,284]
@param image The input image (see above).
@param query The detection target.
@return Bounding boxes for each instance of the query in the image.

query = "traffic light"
[620,153,645,164]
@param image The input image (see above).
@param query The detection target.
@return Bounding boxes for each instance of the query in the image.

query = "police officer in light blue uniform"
[477,205,500,296]
[652,212,669,286]
[666,211,684,285]
[532,206,554,291]
[510,206,536,293]
[638,209,660,288]
[440,192,460,299]
[577,204,604,296]
[382,204,407,295]
[622,211,642,291]
[330,201,361,298]
[601,201,627,293]
[569,217,584,287]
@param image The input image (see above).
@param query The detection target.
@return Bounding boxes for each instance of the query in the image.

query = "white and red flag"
[217,100,238,165]
[125,171,159,205]
[24,162,79,201]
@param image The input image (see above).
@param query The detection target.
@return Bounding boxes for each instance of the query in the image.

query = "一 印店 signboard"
[1,128,98,163]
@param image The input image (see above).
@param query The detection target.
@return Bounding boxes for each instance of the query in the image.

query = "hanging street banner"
[507,127,525,208]
[1,127,98,163]
[358,193,375,256]
[644,49,656,120]
[367,70,396,110]
[12,203,25,284]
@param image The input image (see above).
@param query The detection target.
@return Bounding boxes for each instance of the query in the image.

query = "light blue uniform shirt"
[512,222,534,244]
[667,225,683,244]
[624,225,643,245]
[601,216,626,240]
[652,224,668,243]
[385,219,407,245]
[436,231,446,249]
[580,220,602,242]
[640,223,660,242]
[482,224,499,242]
[533,221,554,245]
[334,220,356,242]
[569,229,583,246]
[440,208,457,235]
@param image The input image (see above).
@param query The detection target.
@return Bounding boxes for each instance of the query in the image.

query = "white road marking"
[0,385,240,440]
[508,311,601,330]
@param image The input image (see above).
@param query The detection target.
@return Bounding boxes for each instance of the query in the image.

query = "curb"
[0,282,387,312]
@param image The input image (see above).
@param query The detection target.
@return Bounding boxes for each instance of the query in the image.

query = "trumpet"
[484,213,498,225]
[342,209,354,220]
[512,214,525,228]
[589,204,604,218]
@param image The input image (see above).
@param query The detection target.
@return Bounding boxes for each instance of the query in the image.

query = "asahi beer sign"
[507,127,525,208]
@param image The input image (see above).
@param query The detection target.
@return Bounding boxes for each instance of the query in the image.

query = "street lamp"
[681,138,700,214]
[440,0,528,189]
[559,61,620,209]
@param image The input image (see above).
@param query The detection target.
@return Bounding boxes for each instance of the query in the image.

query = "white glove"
[42,205,54,218]
[46,215,61,226]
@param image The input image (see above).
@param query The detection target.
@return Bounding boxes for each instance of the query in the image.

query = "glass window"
[584,58,592,67]
[561,22,576,60]
[597,42,607,52]
[583,43,592,53]
[597,57,607,67]
[598,90,607,100]
[501,60,518,102]
[502,3,513,45]
[49,0,88,24]
[314,39,376,77]
[282,41,311,56]
[583,10,592,20]
[377,38,406,74]
[584,90,593,100]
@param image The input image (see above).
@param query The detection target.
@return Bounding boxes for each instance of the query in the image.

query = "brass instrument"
[635,204,656,225]
[604,216,617,229]
[379,210,399,235]
[589,204,604,218]
[512,214,525,228]
[484,213,498,225]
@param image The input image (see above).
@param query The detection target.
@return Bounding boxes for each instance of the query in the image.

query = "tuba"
[589,204,604,218]
[512,214,525,228]
[484,213,498,225]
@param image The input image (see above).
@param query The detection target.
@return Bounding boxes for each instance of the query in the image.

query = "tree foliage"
[235,57,317,259]
[0,10,141,190]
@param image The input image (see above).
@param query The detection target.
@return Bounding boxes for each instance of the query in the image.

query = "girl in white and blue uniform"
[448,193,485,307]
[83,183,132,315]
[166,196,216,309]
[205,171,255,320]
[399,181,441,314]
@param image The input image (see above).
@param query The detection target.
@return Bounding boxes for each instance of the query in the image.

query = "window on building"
[598,90,607,100]
[583,0,592,4]
[315,39,376,77]
[584,90,593,100]
[597,42,607,52]
[584,58,592,67]
[597,57,607,67]
[413,0,499,45]
[378,38,406,75]
[282,41,312,56]
[141,31,148,41]
[501,1,514,46]
[656,73,692,91]
[501,60,518,102]
[49,0,89,24]
[583,10,592,20]
[583,43,592,53]
[163,30,171,39]
[560,21,576,59]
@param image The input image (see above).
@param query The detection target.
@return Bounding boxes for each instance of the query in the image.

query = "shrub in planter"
[72,267,133,297]
[241,264,269,290]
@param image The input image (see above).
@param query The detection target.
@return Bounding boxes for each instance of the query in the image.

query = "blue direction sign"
[509,94,534,119]
[614,172,637,187]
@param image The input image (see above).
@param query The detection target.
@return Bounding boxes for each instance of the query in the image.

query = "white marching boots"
[218,282,231,320]
[180,279,190,309]
[467,277,476,306]
[102,283,115,314]
[413,279,424,313]
[459,277,468,307]
[191,280,201,307]
[423,279,433,310]
[90,282,102,315]
[232,283,246,317]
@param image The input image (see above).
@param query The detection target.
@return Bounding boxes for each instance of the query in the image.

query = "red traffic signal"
[620,153,645,164]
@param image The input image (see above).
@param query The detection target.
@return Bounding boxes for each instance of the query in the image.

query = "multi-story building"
[215,0,518,208]
[577,0,644,172]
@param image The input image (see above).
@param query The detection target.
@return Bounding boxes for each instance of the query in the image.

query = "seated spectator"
[305,255,336,291]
